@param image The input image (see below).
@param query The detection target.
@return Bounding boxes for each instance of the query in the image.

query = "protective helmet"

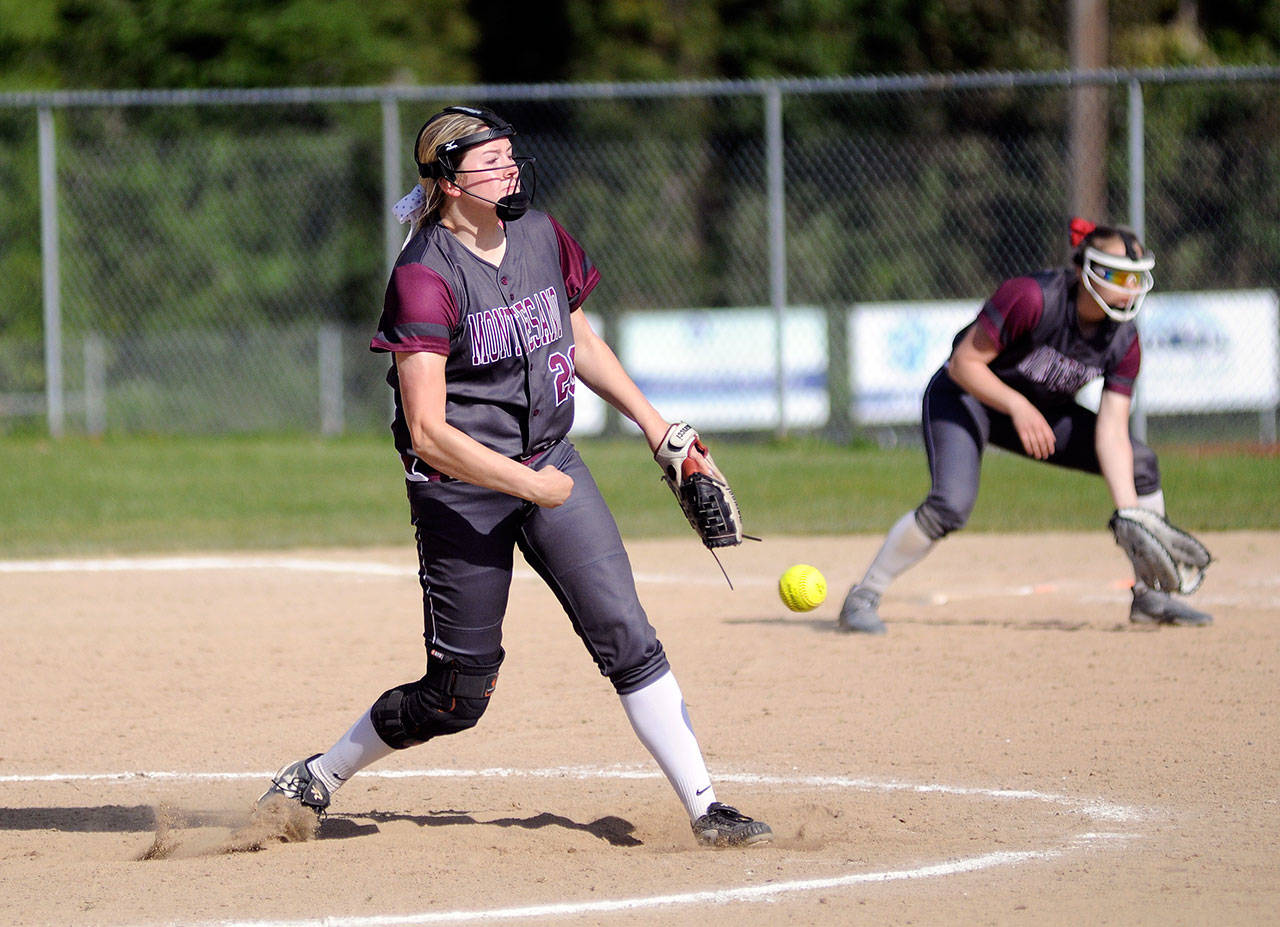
[1070,220,1155,322]
[1079,246,1155,322]
[412,105,535,221]
[415,106,514,179]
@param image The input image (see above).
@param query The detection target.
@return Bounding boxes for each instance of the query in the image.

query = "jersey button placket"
[498,266,534,449]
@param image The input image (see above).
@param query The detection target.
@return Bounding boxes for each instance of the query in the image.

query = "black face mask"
[496,190,531,222]
[452,157,537,222]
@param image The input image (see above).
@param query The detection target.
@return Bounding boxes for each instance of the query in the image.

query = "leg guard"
[370,649,503,749]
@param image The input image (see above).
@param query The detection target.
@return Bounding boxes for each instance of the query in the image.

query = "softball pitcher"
[259,106,770,848]
[839,219,1212,634]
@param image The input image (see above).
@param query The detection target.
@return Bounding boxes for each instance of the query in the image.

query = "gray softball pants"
[404,438,670,695]
[914,368,1161,540]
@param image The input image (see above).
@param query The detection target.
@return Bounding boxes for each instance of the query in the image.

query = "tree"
[0,0,478,90]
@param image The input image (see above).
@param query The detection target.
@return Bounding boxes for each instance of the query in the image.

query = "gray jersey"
[371,209,599,478]
[371,212,668,695]
[966,268,1142,408]
[915,270,1154,540]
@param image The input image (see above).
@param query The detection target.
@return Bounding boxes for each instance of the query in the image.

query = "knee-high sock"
[308,708,396,794]
[860,510,936,595]
[619,670,715,820]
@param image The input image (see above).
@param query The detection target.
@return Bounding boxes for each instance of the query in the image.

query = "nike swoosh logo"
[696,785,712,796]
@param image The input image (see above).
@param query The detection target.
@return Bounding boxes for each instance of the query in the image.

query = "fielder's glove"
[1109,508,1211,594]
[654,422,748,549]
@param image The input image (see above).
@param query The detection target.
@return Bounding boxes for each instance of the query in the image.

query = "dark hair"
[1072,224,1146,266]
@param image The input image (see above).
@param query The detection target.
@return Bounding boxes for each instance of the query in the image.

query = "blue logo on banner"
[889,319,931,372]
[1144,307,1228,352]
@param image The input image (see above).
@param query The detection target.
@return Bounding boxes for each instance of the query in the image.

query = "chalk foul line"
[4,764,1144,927]
[0,554,748,587]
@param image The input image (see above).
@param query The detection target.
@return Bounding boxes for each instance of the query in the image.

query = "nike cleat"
[692,802,773,848]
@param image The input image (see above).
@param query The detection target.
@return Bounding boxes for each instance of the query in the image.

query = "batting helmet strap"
[415,105,516,179]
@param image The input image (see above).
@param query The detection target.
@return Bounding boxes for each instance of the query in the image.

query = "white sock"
[619,671,715,820]
[1136,489,1166,516]
[308,708,396,794]
[860,510,936,595]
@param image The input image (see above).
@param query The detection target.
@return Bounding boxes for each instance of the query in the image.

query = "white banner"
[568,311,607,437]
[615,307,828,430]
[848,300,978,424]
[852,291,1280,423]
[576,291,1279,434]
[1136,289,1280,413]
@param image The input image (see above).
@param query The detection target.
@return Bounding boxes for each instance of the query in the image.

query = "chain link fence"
[2,69,1277,442]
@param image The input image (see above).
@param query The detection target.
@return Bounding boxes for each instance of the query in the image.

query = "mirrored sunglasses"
[1094,266,1141,289]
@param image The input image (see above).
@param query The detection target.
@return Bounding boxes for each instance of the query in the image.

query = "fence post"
[319,325,344,436]
[765,84,788,438]
[1127,77,1149,444]
[382,95,403,273]
[39,105,64,438]
[381,96,404,426]
[823,304,851,442]
[600,308,625,437]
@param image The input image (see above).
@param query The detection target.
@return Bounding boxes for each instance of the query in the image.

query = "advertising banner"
[568,311,607,436]
[1136,290,1279,413]
[852,291,1280,422]
[848,300,978,424]
[615,308,828,430]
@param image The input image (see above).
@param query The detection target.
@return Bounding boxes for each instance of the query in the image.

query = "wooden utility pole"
[1069,0,1109,223]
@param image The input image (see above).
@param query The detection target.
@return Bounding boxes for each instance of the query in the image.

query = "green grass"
[0,433,1274,558]
[0,434,407,557]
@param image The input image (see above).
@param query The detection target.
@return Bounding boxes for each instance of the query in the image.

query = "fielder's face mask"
[414,105,536,222]
[1080,245,1155,322]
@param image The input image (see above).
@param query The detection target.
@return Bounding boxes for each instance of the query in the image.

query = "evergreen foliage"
[1,3,1277,430]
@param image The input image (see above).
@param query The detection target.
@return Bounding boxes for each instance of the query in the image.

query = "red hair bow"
[1069,216,1096,247]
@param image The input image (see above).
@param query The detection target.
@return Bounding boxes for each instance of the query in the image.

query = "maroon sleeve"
[977,277,1044,349]
[370,263,458,355]
[547,215,601,311]
[1104,330,1141,397]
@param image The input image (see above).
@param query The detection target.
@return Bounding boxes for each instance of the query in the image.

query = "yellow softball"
[778,563,827,612]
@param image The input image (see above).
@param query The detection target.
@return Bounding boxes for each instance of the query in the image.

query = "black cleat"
[258,754,331,815]
[1130,588,1212,627]
[692,802,773,847]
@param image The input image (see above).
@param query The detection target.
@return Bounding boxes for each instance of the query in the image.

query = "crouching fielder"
[258,105,770,848]
[839,219,1212,634]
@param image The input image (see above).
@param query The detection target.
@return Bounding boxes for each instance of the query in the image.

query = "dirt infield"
[2,532,1278,926]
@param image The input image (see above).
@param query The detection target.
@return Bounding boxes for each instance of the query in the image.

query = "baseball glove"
[654,422,746,549]
[1109,507,1212,594]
